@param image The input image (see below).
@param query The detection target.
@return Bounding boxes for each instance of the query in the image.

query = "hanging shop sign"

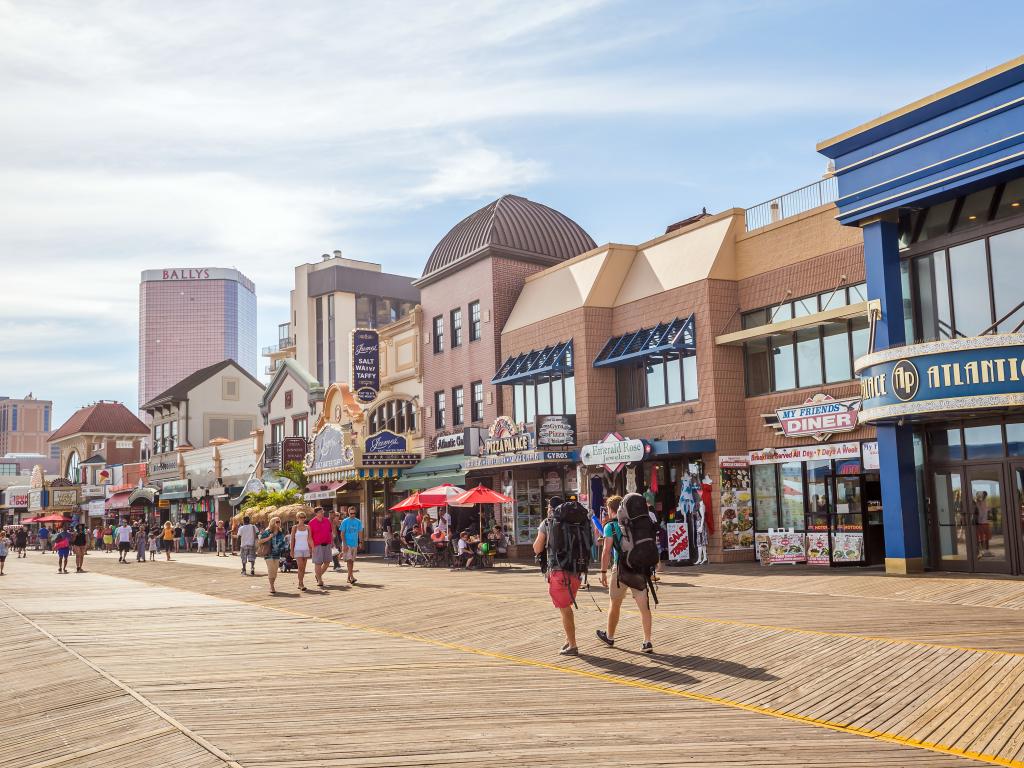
[463,451,576,470]
[774,394,861,441]
[351,329,381,404]
[856,335,1024,423]
[580,432,645,473]
[535,415,577,447]
[306,424,354,473]
[86,499,106,517]
[433,430,465,454]
[748,442,861,465]
[161,479,191,500]
[718,456,753,550]
[6,492,28,508]
[49,489,78,507]
[280,437,308,467]
[484,416,533,455]
[80,484,105,498]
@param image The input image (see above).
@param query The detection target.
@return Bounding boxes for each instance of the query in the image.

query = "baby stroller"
[279,552,298,572]
[414,535,440,567]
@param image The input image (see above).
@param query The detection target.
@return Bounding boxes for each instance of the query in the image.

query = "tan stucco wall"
[186,369,263,445]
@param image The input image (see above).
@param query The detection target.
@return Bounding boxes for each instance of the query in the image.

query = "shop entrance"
[930,464,1014,574]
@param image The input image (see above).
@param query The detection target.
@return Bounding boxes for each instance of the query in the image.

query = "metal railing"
[745,176,839,232]
[261,337,296,355]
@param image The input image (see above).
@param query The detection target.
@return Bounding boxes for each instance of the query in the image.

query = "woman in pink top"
[214,520,228,556]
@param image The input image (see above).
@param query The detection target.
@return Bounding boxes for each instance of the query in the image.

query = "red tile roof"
[48,402,149,443]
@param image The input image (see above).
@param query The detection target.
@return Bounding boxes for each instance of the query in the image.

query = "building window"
[511,374,577,422]
[452,386,464,426]
[10,405,17,432]
[293,416,307,437]
[284,390,293,409]
[169,420,178,452]
[271,420,286,445]
[50,445,60,459]
[613,353,697,412]
[222,377,239,400]
[356,295,416,328]
[66,450,80,483]
[471,381,484,422]
[315,297,324,384]
[327,294,337,383]
[434,391,446,429]
[43,406,50,433]
[469,301,481,341]
[368,399,418,434]
[451,307,463,348]
[433,315,444,353]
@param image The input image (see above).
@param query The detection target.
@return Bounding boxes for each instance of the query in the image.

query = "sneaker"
[596,630,614,647]
[641,641,654,654]
[559,644,579,656]
[241,570,247,575]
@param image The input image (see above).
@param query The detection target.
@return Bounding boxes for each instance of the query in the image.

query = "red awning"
[105,491,132,510]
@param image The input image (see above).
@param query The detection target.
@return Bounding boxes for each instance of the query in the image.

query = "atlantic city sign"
[855,334,1024,422]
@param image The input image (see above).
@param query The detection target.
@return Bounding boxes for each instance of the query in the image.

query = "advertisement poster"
[351,328,381,403]
[667,521,690,562]
[754,532,772,561]
[535,415,577,447]
[832,532,865,563]
[719,456,753,550]
[863,441,879,471]
[806,531,831,565]
[767,529,806,563]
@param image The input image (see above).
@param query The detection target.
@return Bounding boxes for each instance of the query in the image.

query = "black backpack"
[545,500,593,579]
[613,492,660,604]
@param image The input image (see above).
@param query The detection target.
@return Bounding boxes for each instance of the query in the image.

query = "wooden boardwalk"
[5,552,1024,767]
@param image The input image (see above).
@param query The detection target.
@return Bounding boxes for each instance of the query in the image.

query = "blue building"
[819,55,1024,575]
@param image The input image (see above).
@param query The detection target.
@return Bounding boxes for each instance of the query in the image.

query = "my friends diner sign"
[856,334,1024,423]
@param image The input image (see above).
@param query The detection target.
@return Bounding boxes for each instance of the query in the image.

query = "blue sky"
[2,0,1022,426]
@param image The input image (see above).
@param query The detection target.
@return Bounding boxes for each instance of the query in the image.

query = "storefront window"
[752,465,778,530]
[914,251,952,341]
[771,335,796,391]
[779,461,805,530]
[537,380,552,415]
[989,228,1024,332]
[682,356,698,402]
[796,328,823,388]
[666,357,682,402]
[1006,421,1024,456]
[806,460,829,531]
[964,424,1004,460]
[929,428,963,462]
[647,360,667,407]
[745,339,771,396]
[822,323,851,382]
[564,375,576,414]
[850,316,870,361]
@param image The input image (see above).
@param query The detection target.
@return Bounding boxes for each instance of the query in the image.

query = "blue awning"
[593,315,696,368]
[492,340,573,385]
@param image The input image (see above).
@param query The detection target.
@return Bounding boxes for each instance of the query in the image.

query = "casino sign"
[855,334,1024,423]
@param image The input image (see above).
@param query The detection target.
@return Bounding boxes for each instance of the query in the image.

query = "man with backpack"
[597,493,655,653]
[532,495,592,657]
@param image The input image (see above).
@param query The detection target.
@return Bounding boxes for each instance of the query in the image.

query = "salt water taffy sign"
[855,334,1024,423]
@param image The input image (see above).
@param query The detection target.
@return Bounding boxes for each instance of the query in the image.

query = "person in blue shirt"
[339,506,364,584]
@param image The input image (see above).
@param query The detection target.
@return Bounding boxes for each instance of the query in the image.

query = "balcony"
[744,175,838,232]
[262,337,296,356]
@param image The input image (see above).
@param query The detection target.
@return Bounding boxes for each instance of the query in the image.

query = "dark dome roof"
[421,195,596,279]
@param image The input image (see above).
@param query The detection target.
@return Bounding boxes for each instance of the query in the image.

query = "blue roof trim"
[593,315,696,368]
[492,340,574,385]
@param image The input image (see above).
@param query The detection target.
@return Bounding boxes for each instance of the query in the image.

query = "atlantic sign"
[775,394,860,441]
[351,329,381,404]
[856,335,1024,423]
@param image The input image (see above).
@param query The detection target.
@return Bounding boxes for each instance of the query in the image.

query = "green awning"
[391,455,466,492]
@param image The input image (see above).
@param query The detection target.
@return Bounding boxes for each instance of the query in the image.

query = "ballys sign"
[484,416,532,454]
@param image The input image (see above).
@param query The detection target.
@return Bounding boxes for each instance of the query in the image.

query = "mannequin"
[694,481,708,565]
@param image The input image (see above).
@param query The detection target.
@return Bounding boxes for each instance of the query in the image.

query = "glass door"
[1010,463,1024,575]
[966,464,1011,574]
[931,468,968,570]
[830,475,866,564]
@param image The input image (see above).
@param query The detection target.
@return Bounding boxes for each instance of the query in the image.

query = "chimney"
[333,250,342,259]
[321,253,330,261]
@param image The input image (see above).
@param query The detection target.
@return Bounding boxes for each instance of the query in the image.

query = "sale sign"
[775,394,861,442]
[667,522,690,563]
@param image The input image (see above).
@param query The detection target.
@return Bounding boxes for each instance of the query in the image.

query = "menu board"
[514,478,544,545]
[667,522,690,562]
[719,457,753,550]
[754,532,772,562]
[767,529,806,564]
[832,532,864,563]
[806,531,831,566]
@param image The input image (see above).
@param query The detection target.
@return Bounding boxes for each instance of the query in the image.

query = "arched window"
[367,399,417,435]
[66,450,81,483]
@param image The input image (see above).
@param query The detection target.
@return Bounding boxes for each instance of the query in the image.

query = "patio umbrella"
[390,492,427,512]
[450,485,514,541]
[34,513,71,524]
[419,483,470,507]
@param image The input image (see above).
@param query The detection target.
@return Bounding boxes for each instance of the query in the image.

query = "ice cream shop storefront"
[820,54,1024,574]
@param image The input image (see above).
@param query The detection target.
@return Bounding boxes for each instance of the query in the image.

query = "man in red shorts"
[533,496,583,656]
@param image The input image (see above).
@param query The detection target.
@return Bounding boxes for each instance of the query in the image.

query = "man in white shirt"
[437,509,451,540]
[237,515,258,576]
[116,520,133,563]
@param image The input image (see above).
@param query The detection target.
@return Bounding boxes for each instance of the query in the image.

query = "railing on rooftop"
[261,337,296,356]
[744,175,839,232]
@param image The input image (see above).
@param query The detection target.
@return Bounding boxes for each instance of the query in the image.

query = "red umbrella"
[390,492,427,512]
[419,483,470,507]
[449,485,513,506]
[33,514,71,524]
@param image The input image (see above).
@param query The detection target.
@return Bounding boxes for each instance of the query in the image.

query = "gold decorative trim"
[855,334,1024,372]
[859,393,1024,423]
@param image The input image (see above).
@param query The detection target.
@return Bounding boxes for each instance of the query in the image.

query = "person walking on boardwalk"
[0,529,10,574]
[161,521,175,561]
[258,516,289,594]
[237,515,258,576]
[72,523,88,573]
[14,526,27,558]
[115,519,132,563]
[135,524,148,563]
[532,495,593,656]
[596,493,655,654]
[331,510,344,572]
[214,520,228,557]
[339,506,363,585]
[103,525,113,553]
[37,524,50,553]
[92,526,102,551]
[54,528,71,573]
[290,510,313,591]
[307,506,333,589]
